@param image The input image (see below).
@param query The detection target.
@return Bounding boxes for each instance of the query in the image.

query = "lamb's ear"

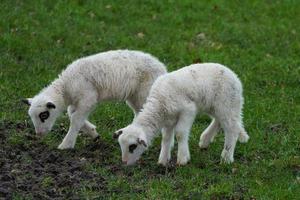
[113,130,123,139]
[46,102,56,109]
[137,138,147,148]
[22,98,33,106]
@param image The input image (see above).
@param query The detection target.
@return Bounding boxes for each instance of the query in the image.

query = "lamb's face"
[24,97,59,136]
[114,125,148,166]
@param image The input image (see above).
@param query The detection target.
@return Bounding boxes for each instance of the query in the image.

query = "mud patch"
[0,120,109,199]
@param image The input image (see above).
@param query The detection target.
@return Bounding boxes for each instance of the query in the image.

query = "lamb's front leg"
[158,126,175,166]
[220,119,240,163]
[58,110,88,149]
[175,107,197,165]
[67,105,99,139]
[176,131,190,165]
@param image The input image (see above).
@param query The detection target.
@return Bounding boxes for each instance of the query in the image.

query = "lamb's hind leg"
[219,118,243,164]
[67,106,99,139]
[199,118,220,149]
[81,121,99,139]
[158,126,175,166]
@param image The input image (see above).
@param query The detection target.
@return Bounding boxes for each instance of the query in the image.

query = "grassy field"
[1,0,300,199]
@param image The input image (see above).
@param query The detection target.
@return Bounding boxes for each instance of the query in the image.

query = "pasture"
[0,0,299,199]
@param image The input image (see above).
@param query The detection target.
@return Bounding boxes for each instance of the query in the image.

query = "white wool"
[26,50,167,149]
[117,63,249,166]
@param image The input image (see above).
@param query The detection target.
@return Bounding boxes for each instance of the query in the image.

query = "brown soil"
[0,120,109,199]
[0,120,178,199]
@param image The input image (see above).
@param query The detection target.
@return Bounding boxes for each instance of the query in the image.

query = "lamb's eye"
[129,144,137,153]
[39,111,49,123]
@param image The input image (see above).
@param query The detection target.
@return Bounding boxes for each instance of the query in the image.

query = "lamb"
[22,50,167,149]
[114,63,249,166]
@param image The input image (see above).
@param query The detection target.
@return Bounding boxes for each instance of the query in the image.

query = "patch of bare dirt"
[0,120,109,199]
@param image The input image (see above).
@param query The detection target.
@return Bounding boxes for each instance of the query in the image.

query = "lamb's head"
[113,124,148,166]
[22,96,61,136]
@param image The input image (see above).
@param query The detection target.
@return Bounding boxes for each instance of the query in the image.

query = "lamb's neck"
[133,100,165,142]
[42,79,66,111]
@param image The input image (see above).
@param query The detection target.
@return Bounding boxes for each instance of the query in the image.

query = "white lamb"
[114,63,249,166]
[23,50,167,149]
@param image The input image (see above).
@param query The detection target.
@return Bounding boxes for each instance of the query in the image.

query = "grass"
[1,0,300,199]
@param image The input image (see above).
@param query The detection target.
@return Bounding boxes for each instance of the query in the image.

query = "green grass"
[1,0,300,199]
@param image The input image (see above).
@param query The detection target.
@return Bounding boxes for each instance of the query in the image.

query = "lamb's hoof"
[158,154,170,166]
[93,135,100,142]
[90,132,100,139]
[238,133,250,143]
[84,131,99,139]
[176,156,190,166]
[158,161,168,167]
[158,158,169,166]
[199,140,209,149]
[221,150,234,164]
[58,142,75,150]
